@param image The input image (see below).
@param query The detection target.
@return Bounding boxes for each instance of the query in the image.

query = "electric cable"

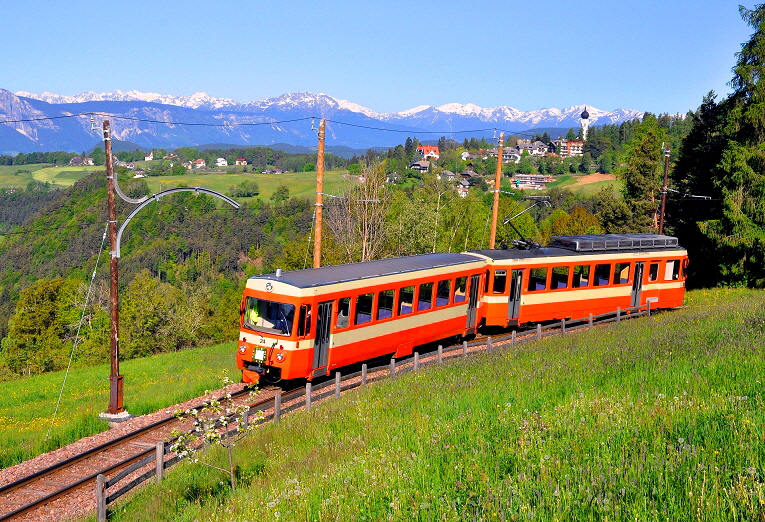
[47,222,109,440]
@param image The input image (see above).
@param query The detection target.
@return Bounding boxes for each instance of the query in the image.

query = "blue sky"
[0,0,753,114]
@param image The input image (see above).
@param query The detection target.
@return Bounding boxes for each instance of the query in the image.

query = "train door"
[631,262,644,307]
[466,274,480,332]
[313,301,332,371]
[507,269,524,320]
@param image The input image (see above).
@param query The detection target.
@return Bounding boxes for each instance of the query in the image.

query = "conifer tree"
[674,5,765,286]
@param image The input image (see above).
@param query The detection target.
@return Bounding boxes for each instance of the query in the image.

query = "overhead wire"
[0,112,554,139]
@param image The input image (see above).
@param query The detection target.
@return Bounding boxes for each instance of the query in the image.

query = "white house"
[144,151,153,161]
[216,158,228,167]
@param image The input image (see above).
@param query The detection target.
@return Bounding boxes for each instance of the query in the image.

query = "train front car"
[470,234,688,328]
[237,253,487,384]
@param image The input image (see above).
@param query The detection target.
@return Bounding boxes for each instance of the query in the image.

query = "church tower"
[580,106,590,141]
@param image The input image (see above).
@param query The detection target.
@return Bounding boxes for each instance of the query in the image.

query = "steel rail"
[0,386,266,520]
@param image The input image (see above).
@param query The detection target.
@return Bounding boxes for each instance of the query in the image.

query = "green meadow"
[92,288,765,521]
[0,342,238,470]
[143,169,348,202]
[0,164,104,189]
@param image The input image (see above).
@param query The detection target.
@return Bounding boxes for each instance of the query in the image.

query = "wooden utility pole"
[658,146,670,235]
[489,132,505,249]
[104,120,124,415]
[313,119,326,268]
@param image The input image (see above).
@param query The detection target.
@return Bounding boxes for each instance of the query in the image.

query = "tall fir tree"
[673,5,765,286]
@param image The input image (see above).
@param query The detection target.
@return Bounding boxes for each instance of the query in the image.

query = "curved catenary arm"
[115,187,240,258]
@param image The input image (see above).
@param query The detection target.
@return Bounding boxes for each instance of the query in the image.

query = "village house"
[193,159,206,169]
[551,139,585,157]
[216,158,228,167]
[409,160,430,172]
[517,139,548,156]
[235,158,247,166]
[417,145,440,160]
[144,151,153,161]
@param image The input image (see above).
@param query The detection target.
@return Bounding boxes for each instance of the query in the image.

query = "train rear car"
[236,253,486,384]
[471,234,688,328]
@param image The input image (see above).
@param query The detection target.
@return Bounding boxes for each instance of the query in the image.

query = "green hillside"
[97,288,765,521]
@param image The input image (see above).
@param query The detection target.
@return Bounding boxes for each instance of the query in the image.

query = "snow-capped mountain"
[1,89,644,154]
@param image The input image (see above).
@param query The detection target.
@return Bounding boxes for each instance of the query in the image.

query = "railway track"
[0,304,651,520]
[0,387,283,521]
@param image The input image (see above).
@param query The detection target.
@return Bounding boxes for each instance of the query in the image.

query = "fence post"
[361,363,367,386]
[242,410,249,430]
[96,474,106,522]
[487,335,493,350]
[537,323,542,340]
[390,358,396,378]
[305,382,312,411]
[155,442,164,483]
[561,318,566,334]
[274,392,282,423]
[413,352,419,372]
[512,330,516,346]
[589,313,593,329]
[438,344,443,364]
[616,307,621,324]
[335,371,341,398]
[647,300,651,317]
[462,340,467,356]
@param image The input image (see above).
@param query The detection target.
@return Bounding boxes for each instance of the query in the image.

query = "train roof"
[252,253,482,288]
[471,234,685,261]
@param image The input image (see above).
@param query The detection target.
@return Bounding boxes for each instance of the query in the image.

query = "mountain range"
[0,89,644,154]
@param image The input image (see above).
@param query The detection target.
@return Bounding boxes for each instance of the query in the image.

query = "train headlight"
[238,345,246,354]
[276,353,285,362]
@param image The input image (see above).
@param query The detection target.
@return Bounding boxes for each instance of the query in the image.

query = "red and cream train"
[236,234,688,384]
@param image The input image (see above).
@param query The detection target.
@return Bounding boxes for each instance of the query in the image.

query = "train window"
[418,282,433,311]
[297,304,312,337]
[243,297,295,336]
[648,263,659,282]
[336,297,351,329]
[551,266,569,289]
[484,270,490,292]
[572,265,590,288]
[594,264,611,286]
[437,280,451,306]
[355,293,374,325]
[527,267,548,291]
[454,276,467,303]
[399,286,414,315]
[493,270,507,294]
[377,289,395,320]
[614,263,630,285]
[665,260,680,281]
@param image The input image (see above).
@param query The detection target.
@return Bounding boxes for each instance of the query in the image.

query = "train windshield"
[243,297,295,336]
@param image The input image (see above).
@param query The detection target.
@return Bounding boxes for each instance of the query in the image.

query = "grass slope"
[103,288,765,521]
[0,342,238,470]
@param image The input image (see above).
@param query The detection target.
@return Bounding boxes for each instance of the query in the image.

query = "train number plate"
[253,349,266,362]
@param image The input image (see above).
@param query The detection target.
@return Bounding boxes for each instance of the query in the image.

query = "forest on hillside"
[1,4,764,381]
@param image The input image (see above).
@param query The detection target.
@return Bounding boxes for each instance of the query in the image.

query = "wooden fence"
[96,303,652,520]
